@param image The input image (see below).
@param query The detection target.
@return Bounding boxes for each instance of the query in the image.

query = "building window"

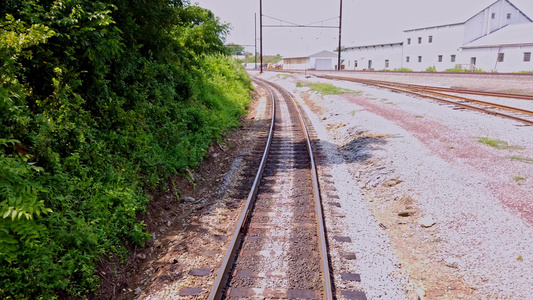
[406,56,410,63]
[418,56,422,62]
[429,36,433,43]
[524,52,531,62]
[491,13,496,19]
[407,38,411,45]
[507,13,511,19]
[498,53,504,62]
[418,37,422,44]
[451,55,456,62]
[355,60,358,67]
[438,55,443,62]
[385,59,390,68]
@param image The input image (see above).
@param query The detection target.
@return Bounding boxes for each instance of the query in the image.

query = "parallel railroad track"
[207,78,334,299]
[311,73,533,126]
[315,74,533,101]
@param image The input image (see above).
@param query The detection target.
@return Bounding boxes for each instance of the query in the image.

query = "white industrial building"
[345,0,533,72]
[283,51,338,70]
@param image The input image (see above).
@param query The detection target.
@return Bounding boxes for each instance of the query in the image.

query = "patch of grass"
[415,115,424,118]
[298,82,362,95]
[276,74,292,79]
[510,156,533,164]
[350,110,357,116]
[514,176,526,184]
[507,89,524,94]
[392,67,413,72]
[517,71,533,73]
[425,66,437,72]
[477,137,525,150]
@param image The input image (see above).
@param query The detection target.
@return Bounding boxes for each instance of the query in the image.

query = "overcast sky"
[191,0,512,56]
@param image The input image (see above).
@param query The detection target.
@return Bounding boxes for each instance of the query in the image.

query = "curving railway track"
[205,78,335,299]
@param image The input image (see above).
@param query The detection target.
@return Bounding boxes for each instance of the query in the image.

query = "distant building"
[283,51,339,70]
[345,0,533,72]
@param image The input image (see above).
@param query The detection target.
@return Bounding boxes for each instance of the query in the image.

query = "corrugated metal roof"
[310,50,338,58]
[462,22,533,48]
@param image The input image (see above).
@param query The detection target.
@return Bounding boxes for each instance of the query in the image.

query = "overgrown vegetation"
[477,137,524,150]
[296,82,362,95]
[0,0,252,298]
[425,66,437,72]
[235,54,282,64]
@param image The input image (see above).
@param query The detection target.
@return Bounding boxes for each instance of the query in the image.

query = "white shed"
[283,51,338,70]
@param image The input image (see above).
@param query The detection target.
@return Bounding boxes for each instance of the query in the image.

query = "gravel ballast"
[256,71,533,299]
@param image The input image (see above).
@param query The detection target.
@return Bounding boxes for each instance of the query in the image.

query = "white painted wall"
[344,44,403,70]
[283,56,335,70]
[463,45,533,72]
[403,24,465,71]
[464,0,531,44]
[283,57,311,70]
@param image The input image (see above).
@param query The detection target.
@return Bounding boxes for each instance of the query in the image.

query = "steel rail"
[317,74,533,100]
[371,83,533,126]
[346,77,533,116]
[207,79,276,300]
[208,77,334,299]
[312,74,533,125]
[267,79,334,300]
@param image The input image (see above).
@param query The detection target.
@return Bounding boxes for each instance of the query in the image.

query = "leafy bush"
[0,1,251,298]
[425,66,437,72]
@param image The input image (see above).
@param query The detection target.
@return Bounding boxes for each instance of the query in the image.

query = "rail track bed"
[206,78,333,299]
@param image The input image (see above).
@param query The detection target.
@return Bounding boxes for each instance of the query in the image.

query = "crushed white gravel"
[254,71,533,299]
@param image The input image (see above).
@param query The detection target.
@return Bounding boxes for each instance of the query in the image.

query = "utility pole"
[255,13,258,69]
[337,0,343,71]
[260,0,263,73]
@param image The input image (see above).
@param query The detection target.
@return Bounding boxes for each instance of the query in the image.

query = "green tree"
[0,0,252,297]
[227,43,245,55]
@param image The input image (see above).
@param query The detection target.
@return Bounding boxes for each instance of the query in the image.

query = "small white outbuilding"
[283,51,338,70]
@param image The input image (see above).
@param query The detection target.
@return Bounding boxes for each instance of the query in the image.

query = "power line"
[259,0,344,73]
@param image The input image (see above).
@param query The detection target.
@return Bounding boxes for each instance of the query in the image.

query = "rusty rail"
[312,74,533,126]
[207,79,276,300]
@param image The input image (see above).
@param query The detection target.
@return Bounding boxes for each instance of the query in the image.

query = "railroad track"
[205,78,334,299]
[312,74,533,126]
[270,71,533,126]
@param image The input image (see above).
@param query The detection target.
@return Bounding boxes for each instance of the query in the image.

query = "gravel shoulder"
[257,71,533,299]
